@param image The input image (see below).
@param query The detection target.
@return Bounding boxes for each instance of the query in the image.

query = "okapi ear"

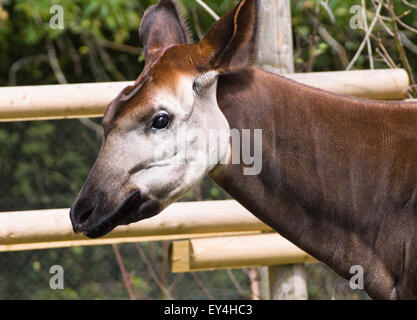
[139,0,192,64]
[198,0,259,73]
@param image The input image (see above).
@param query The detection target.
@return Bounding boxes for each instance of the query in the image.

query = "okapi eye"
[152,113,170,130]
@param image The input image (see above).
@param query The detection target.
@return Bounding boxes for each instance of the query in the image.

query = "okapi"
[70,0,417,299]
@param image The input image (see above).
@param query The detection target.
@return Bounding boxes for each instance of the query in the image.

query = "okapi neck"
[210,66,417,300]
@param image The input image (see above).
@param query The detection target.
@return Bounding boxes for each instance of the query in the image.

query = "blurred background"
[0,0,416,299]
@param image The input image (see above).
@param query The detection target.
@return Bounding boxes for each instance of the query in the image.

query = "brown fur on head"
[104,0,260,131]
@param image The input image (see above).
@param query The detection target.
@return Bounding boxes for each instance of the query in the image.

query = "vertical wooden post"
[257,0,294,74]
[256,0,308,300]
[258,266,271,300]
[269,265,308,300]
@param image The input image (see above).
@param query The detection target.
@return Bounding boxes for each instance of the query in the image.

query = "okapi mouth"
[70,190,159,239]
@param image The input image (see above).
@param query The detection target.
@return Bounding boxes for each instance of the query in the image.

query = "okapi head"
[70,0,260,238]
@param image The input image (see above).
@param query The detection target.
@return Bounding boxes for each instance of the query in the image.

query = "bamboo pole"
[0,231,261,253]
[284,69,409,100]
[170,234,317,273]
[0,200,272,250]
[0,81,131,121]
[0,69,409,122]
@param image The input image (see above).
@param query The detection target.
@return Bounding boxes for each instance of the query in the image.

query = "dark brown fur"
[210,67,417,299]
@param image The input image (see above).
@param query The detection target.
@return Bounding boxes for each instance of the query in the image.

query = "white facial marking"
[105,73,231,210]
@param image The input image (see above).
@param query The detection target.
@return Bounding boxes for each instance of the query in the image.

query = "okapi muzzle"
[70,143,161,238]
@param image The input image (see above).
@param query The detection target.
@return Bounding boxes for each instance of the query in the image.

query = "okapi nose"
[70,202,95,234]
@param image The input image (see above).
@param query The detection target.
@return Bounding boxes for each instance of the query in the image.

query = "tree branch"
[112,244,136,300]
[362,0,374,69]
[192,273,215,300]
[402,0,417,10]
[97,38,142,55]
[8,55,49,86]
[346,1,382,70]
[133,243,173,299]
[387,0,417,96]
[194,0,219,21]
[226,269,248,298]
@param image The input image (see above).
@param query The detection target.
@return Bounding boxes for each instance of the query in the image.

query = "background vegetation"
[0,0,416,299]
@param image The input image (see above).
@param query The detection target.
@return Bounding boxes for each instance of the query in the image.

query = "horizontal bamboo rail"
[0,200,272,252]
[0,69,409,122]
[284,69,408,100]
[0,81,128,122]
[0,231,262,253]
[0,200,318,271]
[170,234,318,272]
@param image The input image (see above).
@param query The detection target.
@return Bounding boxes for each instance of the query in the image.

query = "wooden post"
[256,0,308,300]
[257,0,294,74]
[269,265,308,300]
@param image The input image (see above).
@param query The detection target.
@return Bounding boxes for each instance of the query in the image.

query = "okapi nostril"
[77,207,95,225]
